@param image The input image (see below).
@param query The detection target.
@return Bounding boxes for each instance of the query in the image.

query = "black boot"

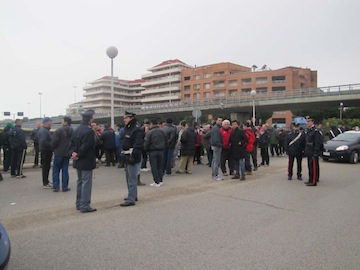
[137,175,146,186]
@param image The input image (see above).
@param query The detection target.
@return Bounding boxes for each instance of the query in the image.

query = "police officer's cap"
[124,111,136,118]
[81,109,95,118]
[305,116,314,122]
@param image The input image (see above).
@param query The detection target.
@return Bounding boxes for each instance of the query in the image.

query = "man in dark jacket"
[51,116,73,192]
[284,123,305,180]
[258,124,270,166]
[38,117,53,188]
[1,123,13,173]
[230,120,247,180]
[162,118,176,175]
[100,123,116,167]
[30,121,41,168]
[304,117,322,186]
[120,111,144,207]
[9,119,27,178]
[176,123,196,174]
[145,119,167,187]
[210,117,224,180]
[71,110,97,213]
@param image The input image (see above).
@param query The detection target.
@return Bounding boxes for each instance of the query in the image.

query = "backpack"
[244,129,255,153]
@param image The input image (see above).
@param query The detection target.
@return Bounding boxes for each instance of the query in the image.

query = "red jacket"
[220,127,232,149]
[244,127,255,153]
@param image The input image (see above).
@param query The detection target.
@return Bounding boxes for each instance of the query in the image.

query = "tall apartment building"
[181,62,317,101]
[141,59,193,106]
[82,76,144,113]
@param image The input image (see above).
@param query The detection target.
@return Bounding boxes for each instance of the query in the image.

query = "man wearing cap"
[38,117,53,188]
[284,123,305,180]
[71,109,97,213]
[9,119,27,178]
[121,111,144,207]
[51,116,73,192]
[304,117,322,186]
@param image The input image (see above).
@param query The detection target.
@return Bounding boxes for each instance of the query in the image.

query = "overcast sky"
[1,0,359,119]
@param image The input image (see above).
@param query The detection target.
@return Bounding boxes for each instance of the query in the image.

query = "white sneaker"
[150,182,161,187]
[140,168,149,172]
[215,176,224,181]
[159,182,164,186]
[42,184,53,189]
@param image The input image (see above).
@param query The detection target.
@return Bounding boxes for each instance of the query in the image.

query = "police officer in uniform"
[304,117,322,186]
[284,122,305,180]
[71,109,97,213]
[120,111,144,207]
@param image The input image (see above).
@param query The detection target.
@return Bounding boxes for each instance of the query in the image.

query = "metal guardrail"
[1,83,359,128]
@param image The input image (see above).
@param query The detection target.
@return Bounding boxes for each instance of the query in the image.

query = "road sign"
[192,109,202,119]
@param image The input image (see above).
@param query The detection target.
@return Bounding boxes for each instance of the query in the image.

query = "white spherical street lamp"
[106,46,118,129]
[250,90,256,125]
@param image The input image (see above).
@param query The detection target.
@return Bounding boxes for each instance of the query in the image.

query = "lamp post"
[106,46,118,129]
[38,92,43,118]
[339,102,344,120]
[250,89,256,125]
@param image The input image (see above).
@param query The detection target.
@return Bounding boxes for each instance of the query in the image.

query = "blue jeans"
[149,150,164,183]
[234,158,245,177]
[52,155,70,190]
[211,146,222,178]
[76,170,93,210]
[163,147,175,175]
[125,161,141,203]
[244,152,252,172]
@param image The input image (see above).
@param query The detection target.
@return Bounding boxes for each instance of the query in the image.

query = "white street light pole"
[106,46,118,129]
[340,102,344,120]
[38,92,43,118]
[250,89,256,125]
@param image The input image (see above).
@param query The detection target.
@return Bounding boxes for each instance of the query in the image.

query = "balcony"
[141,75,181,86]
[143,86,180,95]
[142,67,183,78]
[141,94,180,103]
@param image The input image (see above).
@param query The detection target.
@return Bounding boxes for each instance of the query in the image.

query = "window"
[184,76,190,81]
[241,78,251,85]
[194,93,201,99]
[272,76,285,83]
[256,77,267,84]
[184,94,190,100]
[194,74,201,80]
[193,84,200,90]
[241,88,251,95]
[272,86,285,93]
[204,83,210,90]
[256,87,267,93]
[204,92,211,98]
[204,73,211,78]
[229,80,238,87]
[214,71,225,76]
[184,85,190,91]
[213,80,225,87]
[229,90,238,96]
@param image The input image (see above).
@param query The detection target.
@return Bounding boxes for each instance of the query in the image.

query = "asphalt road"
[1,156,360,270]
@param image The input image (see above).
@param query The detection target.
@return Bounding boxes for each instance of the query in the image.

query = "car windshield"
[332,132,360,142]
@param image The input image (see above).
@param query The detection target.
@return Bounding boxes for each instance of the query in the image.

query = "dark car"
[322,131,360,164]
[0,223,11,270]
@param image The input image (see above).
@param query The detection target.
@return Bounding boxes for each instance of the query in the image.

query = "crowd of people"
[1,110,347,211]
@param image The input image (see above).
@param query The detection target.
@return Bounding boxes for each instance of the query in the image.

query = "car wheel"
[349,151,359,164]
[322,157,329,161]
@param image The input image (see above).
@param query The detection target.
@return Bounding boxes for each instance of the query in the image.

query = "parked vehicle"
[0,223,11,270]
[322,131,360,164]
